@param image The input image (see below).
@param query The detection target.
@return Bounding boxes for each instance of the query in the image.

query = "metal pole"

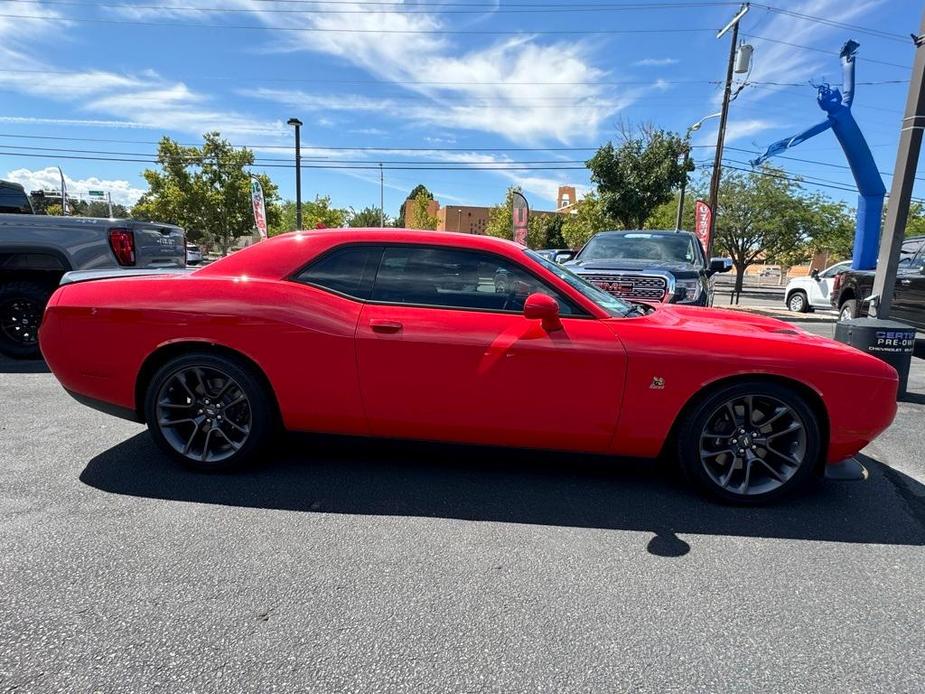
[379,163,384,227]
[57,166,67,216]
[287,118,303,230]
[675,148,689,230]
[706,3,748,257]
[871,17,925,318]
[107,191,113,218]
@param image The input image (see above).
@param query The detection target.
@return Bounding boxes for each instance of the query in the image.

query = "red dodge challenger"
[39,229,898,504]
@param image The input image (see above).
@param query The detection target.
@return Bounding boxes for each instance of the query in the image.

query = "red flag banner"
[512,191,529,246]
[694,200,712,254]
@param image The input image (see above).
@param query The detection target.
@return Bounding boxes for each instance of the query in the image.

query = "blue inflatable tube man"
[751,40,885,270]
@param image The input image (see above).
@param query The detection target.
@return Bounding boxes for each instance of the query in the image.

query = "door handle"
[370,320,403,333]
[901,279,912,285]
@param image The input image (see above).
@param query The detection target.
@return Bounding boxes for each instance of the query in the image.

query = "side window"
[909,245,925,271]
[294,245,382,300]
[899,239,924,268]
[371,246,579,315]
[820,263,847,278]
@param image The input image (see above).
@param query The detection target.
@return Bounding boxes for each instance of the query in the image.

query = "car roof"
[194,228,529,280]
[592,229,697,238]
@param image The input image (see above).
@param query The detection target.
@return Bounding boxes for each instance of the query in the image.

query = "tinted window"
[820,262,850,278]
[371,246,578,315]
[295,245,382,300]
[578,232,699,264]
[900,239,924,267]
[0,184,32,214]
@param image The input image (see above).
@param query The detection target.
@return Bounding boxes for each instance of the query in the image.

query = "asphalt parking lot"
[2,318,924,692]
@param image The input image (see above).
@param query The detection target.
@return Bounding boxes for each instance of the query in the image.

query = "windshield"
[526,249,635,317]
[578,232,700,264]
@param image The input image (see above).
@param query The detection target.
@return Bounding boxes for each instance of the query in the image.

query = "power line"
[0,12,715,34]
[753,4,908,44]
[742,33,913,71]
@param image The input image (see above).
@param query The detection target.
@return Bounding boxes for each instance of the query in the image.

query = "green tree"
[714,165,816,292]
[271,196,349,234]
[405,190,438,229]
[397,184,433,227]
[484,187,547,248]
[805,197,855,259]
[561,193,616,249]
[71,199,130,218]
[586,124,693,229]
[132,133,280,252]
[349,205,389,227]
[643,191,696,231]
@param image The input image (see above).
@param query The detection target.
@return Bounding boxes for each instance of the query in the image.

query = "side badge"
[650,376,665,390]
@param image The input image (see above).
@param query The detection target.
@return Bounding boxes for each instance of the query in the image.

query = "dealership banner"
[251,178,268,239]
[512,191,529,246]
[694,200,712,253]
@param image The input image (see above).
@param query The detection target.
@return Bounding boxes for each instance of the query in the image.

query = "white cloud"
[633,58,679,67]
[4,167,145,206]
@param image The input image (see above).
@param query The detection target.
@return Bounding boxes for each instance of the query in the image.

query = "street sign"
[251,178,268,239]
[512,191,529,246]
[88,190,105,197]
[694,200,712,254]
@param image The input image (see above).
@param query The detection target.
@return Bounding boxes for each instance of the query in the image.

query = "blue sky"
[0,0,920,218]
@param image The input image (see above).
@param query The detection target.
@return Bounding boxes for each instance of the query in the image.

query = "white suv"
[784,261,850,312]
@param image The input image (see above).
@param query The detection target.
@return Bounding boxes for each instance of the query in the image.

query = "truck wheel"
[787,290,809,313]
[838,299,858,321]
[0,282,51,359]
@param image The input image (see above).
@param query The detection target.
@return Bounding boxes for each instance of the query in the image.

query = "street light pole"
[287,118,303,230]
[379,162,384,227]
[871,14,925,318]
[677,112,721,230]
[706,3,749,256]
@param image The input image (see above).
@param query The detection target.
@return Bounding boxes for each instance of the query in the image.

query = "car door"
[812,262,849,307]
[893,242,925,328]
[355,244,627,453]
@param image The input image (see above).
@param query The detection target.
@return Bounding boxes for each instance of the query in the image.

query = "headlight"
[674,278,703,303]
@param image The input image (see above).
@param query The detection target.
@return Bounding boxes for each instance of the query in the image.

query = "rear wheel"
[787,290,809,313]
[0,281,51,359]
[144,352,274,471]
[677,381,821,504]
[839,298,858,321]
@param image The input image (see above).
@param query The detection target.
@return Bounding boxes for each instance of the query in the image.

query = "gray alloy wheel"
[0,282,50,359]
[678,381,821,504]
[698,394,807,497]
[155,365,252,463]
[145,352,274,471]
[839,299,858,321]
[787,291,808,313]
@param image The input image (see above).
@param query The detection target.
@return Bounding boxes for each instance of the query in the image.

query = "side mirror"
[554,251,575,264]
[810,268,820,279]
[709,257,733,274]
[523,292,562,331]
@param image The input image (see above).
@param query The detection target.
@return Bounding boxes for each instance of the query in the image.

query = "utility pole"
[107,191,113,218]
[379,162,384,227]
[57,166,68,216]
[871,12,925,318]
[706,3,750,256]
[287,118,303,230]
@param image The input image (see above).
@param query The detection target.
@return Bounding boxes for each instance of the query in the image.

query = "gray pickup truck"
[0,180,186,358]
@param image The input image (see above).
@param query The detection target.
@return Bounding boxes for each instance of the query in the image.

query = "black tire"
[144,352,275,472]
[838,298,858,321]
[0,281,52,359]
[787,290,809,313]
[677,381,821,505]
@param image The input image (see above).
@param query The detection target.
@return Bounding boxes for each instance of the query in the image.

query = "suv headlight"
[674,278,703,303]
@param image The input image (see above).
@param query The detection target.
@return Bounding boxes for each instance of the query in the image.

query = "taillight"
[832,272,843,293]
[108,228,135,266]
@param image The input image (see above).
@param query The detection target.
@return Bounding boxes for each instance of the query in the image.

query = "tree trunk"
[734,264,746,293]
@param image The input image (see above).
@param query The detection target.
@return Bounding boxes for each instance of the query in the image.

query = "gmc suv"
[561,230,731,306]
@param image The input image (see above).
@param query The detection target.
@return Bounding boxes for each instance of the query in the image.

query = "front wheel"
[144,352,275,471]
[677,382,821,504]
[787,290,809,313]
[0,281,51,359]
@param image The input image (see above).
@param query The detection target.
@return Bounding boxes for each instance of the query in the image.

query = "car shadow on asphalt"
[79,433,925,553]
[0,356,49,374]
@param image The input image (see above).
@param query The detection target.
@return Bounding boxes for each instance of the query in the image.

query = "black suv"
[561,230,731,306]
[831,235,925,329]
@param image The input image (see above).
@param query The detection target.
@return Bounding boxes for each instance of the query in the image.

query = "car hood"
[566,258,701,274]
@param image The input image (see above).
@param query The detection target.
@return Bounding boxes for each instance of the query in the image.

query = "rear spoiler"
[60,268,193,285]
